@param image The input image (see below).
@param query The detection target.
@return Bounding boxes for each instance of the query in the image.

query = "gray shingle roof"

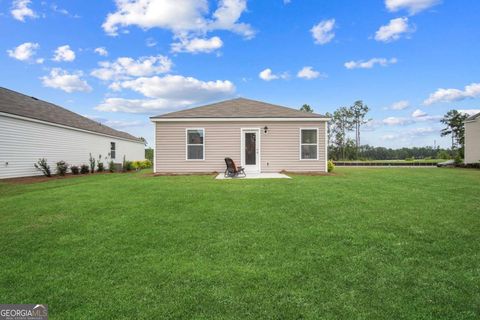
[151,98,328,119]
[0,87,143,142]
[466,112,480,121]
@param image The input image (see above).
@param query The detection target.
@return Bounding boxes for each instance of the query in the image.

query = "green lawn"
[0,168,479,319]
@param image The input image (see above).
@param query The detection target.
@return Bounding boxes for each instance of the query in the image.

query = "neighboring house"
[151,98,329,174]
[0,87,144,179]
[465,112,480,164]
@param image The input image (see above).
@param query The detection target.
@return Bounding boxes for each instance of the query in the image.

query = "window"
[186,129,204,160]
[110,142,116,159]
[300,129,318,160]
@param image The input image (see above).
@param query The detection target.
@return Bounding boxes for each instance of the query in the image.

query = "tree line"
[299,103,468,161]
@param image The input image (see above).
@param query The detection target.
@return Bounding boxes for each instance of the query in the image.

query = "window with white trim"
[186,129,204,160]
[300,129,318,160]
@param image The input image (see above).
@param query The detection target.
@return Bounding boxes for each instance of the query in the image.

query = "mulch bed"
[2,171,127,185]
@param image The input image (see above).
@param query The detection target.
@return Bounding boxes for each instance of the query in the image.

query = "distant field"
[334,159,444,163]
[334,159,445,166]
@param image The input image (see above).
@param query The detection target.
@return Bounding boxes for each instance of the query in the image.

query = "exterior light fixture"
[264,126,269,134]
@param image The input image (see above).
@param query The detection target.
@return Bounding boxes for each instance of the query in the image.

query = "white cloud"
[389,100,410,110]
[171,36,223,54]
[383,116,412,126]
[459,109,480,116]
[411,109,427,118]
[102,0,254,39]
[96,97,194,114]
[50,4,79,18]
[96,74,235,114]
[91,55,173,81]
[94,47,108,57]
[111,75,235,100]
[104,119,144,128]
[259,68,288,81]
[385,0,440,15]
[424,83,480,105]
[41,68,92,93]
[383,110,441,126]
[209,0,254,38]
[344,57,397,69]
[297,66,324,80]
[84,115,144,128]
[146,37,157,47]
[53,45,76,62]
[375,17,413,42]
[7,42,39,61]
[382,127,436,141]
[311,19,335,45]
[102,0,207,35]
[11,0,37,21]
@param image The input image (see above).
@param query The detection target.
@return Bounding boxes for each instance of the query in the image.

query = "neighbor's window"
[110,142,116,159]
[186,129,204,160]
[300,129,318,160]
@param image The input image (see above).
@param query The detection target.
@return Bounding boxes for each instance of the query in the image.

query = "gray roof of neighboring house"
[0,87,143,142]
[466,112,480,121]
[151,98,328,119]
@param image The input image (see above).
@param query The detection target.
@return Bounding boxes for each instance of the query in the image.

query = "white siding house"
[0,87,144,179]
[465,112,480,164]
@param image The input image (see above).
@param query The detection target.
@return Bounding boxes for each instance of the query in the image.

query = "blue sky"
[1,0,480,148]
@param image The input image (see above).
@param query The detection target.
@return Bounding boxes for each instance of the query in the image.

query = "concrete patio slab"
[215,172,291,180]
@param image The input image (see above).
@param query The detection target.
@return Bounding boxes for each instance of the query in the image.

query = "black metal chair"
[224,157,246,178]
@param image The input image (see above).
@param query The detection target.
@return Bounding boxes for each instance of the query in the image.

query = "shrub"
[122,155,127,172]
[132,160,141,170]
[142,159,152,168]
[454,153,463,165]
[56,161,68,176]
[405,157,414,162]
[436,150,451,160]
[70,165,80,175]
[80,164,90,174]
[122,156,134,172]
[108,160,115,173]
[132,159,153,170]
[89,153,96,173]
[327,160,335,173]
[124,161,133,171]
[97,155,104,172]
[34,158,51,177]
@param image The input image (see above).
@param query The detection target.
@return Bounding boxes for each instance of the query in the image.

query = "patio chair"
[224,157,246,178]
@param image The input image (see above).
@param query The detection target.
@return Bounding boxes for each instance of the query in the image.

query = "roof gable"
[151,98,328,119]
[0,87,142,142]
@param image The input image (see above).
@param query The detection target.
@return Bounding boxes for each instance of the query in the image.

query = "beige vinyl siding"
[155,121,327,173]
[465,119,480,164]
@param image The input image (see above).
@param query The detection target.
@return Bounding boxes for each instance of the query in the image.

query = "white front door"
[241,129,260,173]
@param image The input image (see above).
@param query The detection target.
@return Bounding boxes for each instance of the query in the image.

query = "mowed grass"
[0,168,479,319]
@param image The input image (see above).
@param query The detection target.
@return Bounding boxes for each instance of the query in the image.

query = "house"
[465,112,480,164]
[0,87,145,179]
[150,98,329,174]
